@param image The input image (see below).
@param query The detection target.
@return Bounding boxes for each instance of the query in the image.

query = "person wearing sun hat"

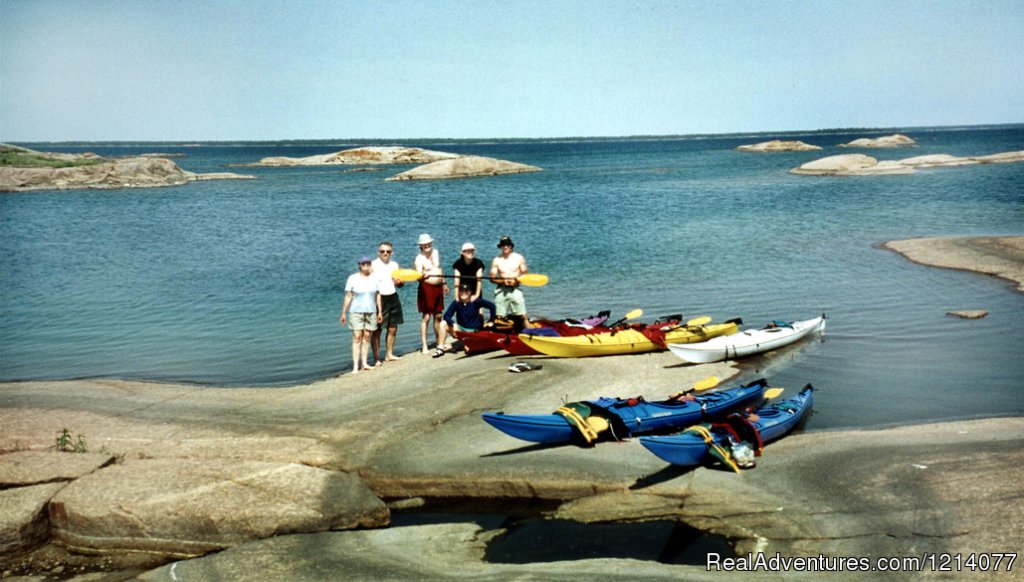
[340,256,382,373]
[489,235,529,327]
[413,233,449,355]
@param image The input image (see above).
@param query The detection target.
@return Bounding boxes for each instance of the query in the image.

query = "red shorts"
[417,282,445,314]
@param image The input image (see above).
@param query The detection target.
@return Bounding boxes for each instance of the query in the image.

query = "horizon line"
[6,122,1023,145]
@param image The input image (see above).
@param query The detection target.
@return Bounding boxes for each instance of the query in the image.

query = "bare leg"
[385,326,399,360]
[370,328,382,363]
[350,330,361,373]
[420,314,430,353]
[433,313,447,349]
[358,330,371,370]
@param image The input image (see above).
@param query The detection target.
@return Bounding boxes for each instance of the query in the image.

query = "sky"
[2,0,1023,141]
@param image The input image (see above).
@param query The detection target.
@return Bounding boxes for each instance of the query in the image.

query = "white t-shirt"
[371,258,399,295]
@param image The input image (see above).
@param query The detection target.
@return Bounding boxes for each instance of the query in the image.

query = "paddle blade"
[392,268,422,282]
[692,376,720,391]
[686,316,712,327]
[764,387,785,399]
[624,308,643,320]
[518,273,549,287]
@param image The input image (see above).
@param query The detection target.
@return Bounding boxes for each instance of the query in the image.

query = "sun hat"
[497,236,514,248]
[357,256,372,264]
[417,233,434,245]
[461,242,476,251]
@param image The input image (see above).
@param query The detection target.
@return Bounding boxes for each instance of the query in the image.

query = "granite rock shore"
[791,150,1024,176]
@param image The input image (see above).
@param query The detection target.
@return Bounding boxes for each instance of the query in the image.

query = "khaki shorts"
[349,312,378,331]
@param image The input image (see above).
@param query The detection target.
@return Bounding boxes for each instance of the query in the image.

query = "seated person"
[443,284,497,338]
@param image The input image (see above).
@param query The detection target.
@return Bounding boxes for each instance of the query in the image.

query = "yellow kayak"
[519,320,740,358]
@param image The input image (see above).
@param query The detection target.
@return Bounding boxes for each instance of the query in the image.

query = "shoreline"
[3,234,1024,577]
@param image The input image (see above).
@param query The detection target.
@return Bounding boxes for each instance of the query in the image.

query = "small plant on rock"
[56,428,88,453]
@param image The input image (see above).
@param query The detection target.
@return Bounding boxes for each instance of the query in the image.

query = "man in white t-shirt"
[370,241,404,365]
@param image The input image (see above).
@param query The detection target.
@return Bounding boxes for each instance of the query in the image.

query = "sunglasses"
[379,249,392,254]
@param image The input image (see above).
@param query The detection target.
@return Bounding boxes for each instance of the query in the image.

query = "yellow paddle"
[763,387,784,399]
[669,376,719,400]
[391,269,549,287]
[607,308,643,328]
[685,316,712,327]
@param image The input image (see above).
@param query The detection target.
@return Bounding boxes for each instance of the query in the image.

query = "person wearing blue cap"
[340,256,382,373]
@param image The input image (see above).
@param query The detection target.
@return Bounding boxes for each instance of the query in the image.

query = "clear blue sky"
[2,0,1022,141]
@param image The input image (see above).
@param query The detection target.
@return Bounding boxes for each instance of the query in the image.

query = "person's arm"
[479,298,497,322]
[376,292,383,324]
[452,261,462,296]
[519,254,529,276]
[489,258,501,285]
[340,291,353,326]
[442,300,458,327]
[472,266,483,300]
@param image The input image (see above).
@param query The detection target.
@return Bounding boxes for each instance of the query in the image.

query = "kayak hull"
[482,379,767,444]
[639,386,814,467]
[667,316,826,364]
[520,321,740,358]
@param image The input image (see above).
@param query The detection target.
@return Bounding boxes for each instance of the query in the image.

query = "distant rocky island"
[254,146,460,167]
[736,140,822,152]
[838,134,917,148]
[254,145,542,181]
[790,150,1024,176]
[385,155,541,181]
[0,144,252,192]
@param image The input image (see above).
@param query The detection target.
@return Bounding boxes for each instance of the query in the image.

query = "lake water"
[2,127,1023,430]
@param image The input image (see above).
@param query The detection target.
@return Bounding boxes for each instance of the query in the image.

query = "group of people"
[339,234,529,373]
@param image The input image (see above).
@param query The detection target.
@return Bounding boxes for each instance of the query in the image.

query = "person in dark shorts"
[370,241,404,365]
[452,242,485,300]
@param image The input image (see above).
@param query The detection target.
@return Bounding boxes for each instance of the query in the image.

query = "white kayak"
[667,315,826,364]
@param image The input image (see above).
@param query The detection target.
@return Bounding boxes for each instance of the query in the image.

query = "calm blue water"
[3,127,1023,429]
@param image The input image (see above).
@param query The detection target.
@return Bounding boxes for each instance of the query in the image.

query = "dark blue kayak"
[639,385,813,467]
[482,379,767,444]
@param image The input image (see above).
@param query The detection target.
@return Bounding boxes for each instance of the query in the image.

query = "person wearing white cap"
[452,242,485,301]
[413,233,448,355]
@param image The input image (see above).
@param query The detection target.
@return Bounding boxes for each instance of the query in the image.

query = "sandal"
[432,347,446,358]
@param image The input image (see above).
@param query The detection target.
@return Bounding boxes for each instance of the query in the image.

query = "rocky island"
[0,144,252,192]
[385,155,542,181]
[790,150,1024,176]
[253,146,461,167]
[735,140,822,152]
[838,133,917,148]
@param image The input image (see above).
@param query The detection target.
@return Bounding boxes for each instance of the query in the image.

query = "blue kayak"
[639,385,813,467]
[481,379,767,444]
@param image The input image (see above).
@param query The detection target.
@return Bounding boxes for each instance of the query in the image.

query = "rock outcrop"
[947,310,988,319]
[256,146,460,167]
[885,236,1024,293]
[0,451,113,487]
[736,140,822,152]
[789,154,914,176]
[791,150,1024,176]
[48,459,389,558]
[385,155,541,181]
[0,145,253,192]
[839,133,917,148]
[1,483,67,556]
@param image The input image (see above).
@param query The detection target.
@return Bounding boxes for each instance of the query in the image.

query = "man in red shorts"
[414,233,449,355]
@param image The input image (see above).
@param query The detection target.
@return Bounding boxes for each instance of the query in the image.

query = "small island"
[0,144,252,193]
[385,155,542,181]
[838,133,917,148]
[253,146,460,167]
[736,140,822,152]
[790,150,1024,176]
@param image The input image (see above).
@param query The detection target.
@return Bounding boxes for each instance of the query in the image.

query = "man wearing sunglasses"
[370,241,404,364]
